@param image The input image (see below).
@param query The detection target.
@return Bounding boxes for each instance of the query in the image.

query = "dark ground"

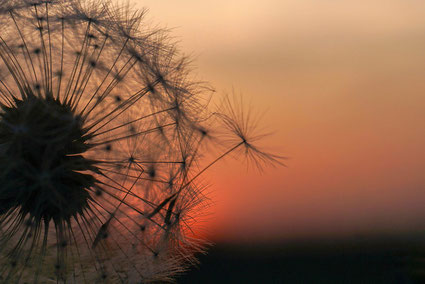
[176,236,425,284]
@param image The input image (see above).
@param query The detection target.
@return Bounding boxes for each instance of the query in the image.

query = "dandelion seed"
[0,0,281,283]
[216,94,286,171]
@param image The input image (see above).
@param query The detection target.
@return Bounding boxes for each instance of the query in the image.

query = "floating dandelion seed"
[0,0,282,282]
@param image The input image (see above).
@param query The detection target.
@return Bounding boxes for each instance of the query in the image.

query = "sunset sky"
[136,0,425,243]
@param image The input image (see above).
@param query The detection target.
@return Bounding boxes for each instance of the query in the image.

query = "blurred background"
[136,0,425,282]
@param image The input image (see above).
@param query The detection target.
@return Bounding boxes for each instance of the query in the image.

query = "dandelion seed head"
[0,0,281,282]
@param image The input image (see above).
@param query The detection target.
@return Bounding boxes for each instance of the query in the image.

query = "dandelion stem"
[9,11,38,84]
[90,122,176,147]
[57,17,65,99]
[33,5,50,94]
[80,38,130,116]
[64,21,92,103]
[180,141,244,192]
[45,3,53,95]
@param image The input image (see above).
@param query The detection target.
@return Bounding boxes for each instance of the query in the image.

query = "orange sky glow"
[135,0,425,243]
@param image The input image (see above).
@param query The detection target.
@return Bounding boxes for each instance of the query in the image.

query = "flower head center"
[0,94,96,223]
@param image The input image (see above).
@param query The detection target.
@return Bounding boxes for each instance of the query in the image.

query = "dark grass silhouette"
[178,237,425,284]
[0,0,282,282]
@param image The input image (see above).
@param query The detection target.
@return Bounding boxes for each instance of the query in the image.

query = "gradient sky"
[135,0,425,243]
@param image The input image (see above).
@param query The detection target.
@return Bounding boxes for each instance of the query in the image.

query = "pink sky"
[136,0,425,243]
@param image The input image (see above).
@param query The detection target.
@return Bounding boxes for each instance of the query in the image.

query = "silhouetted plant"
[0,0,282,282]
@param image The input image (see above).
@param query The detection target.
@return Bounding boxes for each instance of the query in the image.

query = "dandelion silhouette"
[0,0,282,282]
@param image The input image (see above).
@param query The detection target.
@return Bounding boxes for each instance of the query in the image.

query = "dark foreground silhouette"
[178,235,425,283]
